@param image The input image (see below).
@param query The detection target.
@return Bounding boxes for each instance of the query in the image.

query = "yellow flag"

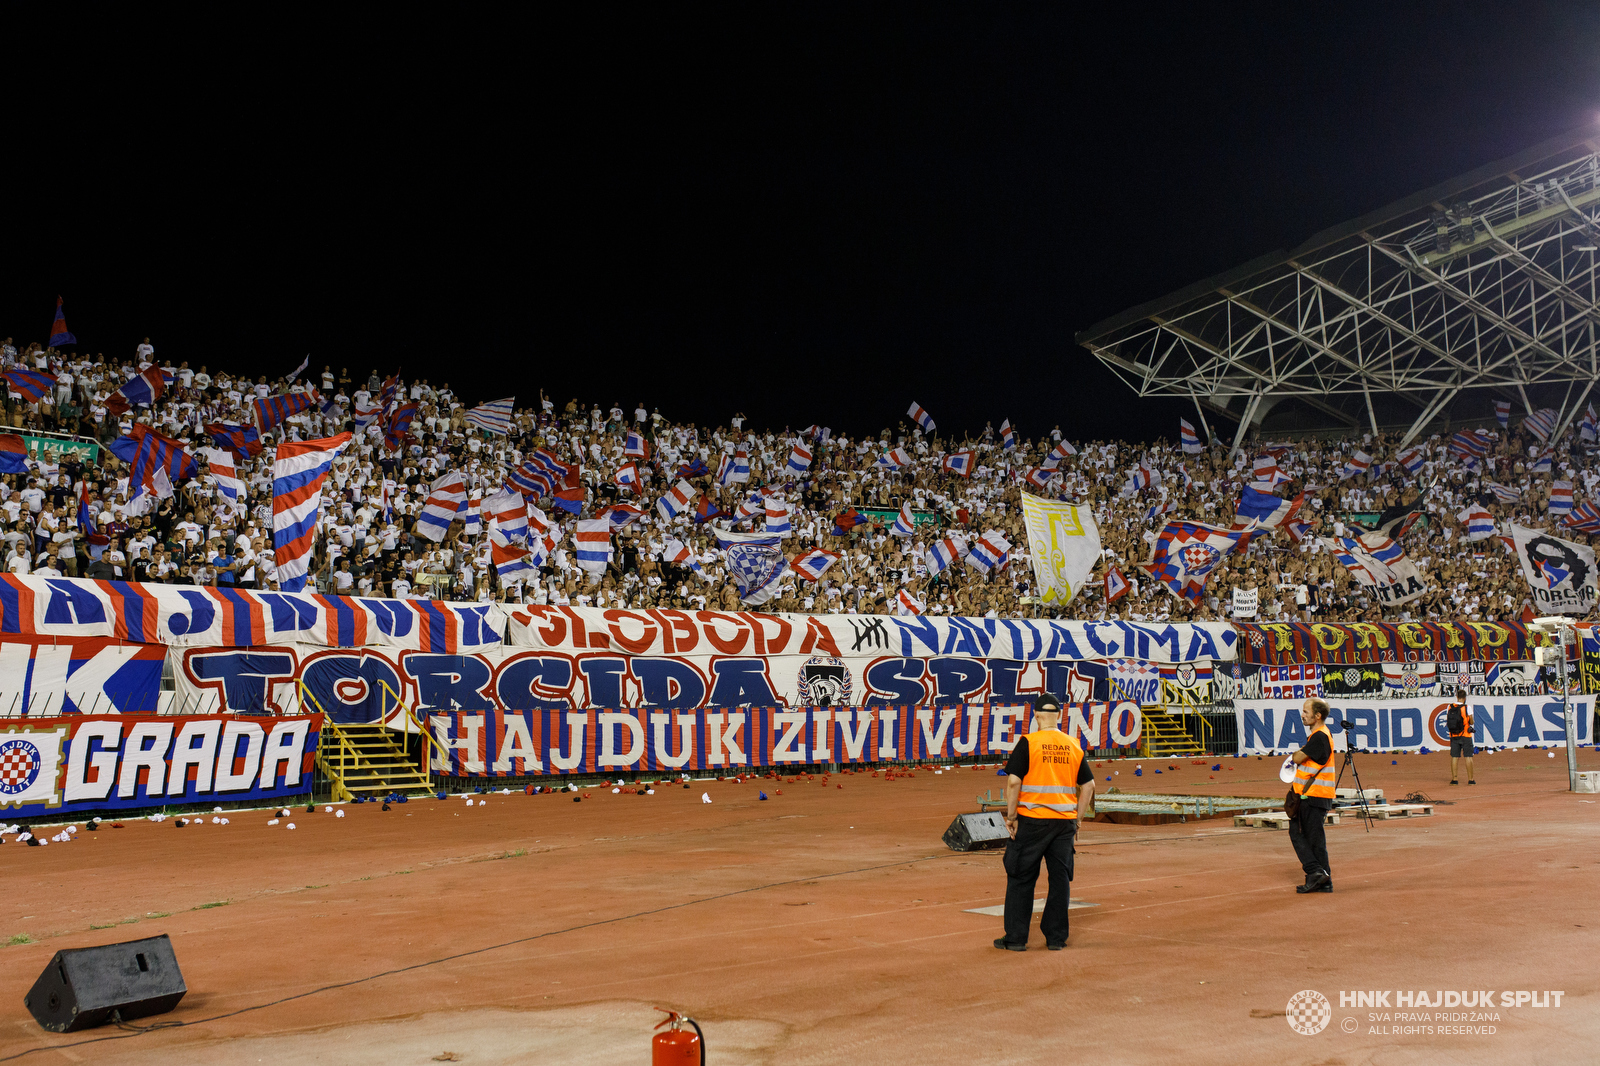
[1020,492,1102,606]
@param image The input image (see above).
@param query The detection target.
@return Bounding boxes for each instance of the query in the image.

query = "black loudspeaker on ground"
[24,934,187,1032]
[943,812,1011,851]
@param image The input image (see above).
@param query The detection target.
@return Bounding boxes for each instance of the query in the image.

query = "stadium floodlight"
[1078,125,1600,452]
[1528,616,1582,791]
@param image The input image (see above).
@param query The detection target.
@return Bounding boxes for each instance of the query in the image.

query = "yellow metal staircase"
[318,720,433,800]
[299,681,443,801]
[1140,709,1207,758]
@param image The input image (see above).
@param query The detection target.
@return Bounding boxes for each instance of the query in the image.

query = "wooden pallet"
[1233,810,1342,829]
[1364,803,1433,819]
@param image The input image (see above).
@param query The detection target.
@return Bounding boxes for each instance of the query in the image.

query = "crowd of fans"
[0,332,1589,625]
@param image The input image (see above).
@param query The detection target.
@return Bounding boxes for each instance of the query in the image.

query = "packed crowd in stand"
[1,331,1594,625]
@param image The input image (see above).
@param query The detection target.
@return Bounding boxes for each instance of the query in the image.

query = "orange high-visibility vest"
[1293,724,1337,799]
[1016,729,1085,820]
[1450,705,1473,738]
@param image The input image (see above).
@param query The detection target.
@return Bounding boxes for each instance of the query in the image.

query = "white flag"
[1019,491,1101,604]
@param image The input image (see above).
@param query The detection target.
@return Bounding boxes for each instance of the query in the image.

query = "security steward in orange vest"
[997,695,1095,951]
[1289,697,1337,893]
[1448,691,1475,785]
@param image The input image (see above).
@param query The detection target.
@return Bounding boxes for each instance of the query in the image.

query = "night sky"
[3,8,1597,444]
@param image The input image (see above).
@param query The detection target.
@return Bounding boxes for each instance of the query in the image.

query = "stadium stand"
[0,334,1591,627]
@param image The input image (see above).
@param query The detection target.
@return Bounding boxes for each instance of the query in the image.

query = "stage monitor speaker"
[943,812,1011,851]
[25,934,186,1033]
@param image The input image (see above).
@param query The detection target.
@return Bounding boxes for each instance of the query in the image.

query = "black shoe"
[1299,869,1331,893]
[1450,780,1458,785]
[1468,781,1476,785]
[1046,941,1066,951]
[993,938,1027,952]
[1315,883,1333,892]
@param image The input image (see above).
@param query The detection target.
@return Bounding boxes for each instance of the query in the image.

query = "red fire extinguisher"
[653,1008,705,1066]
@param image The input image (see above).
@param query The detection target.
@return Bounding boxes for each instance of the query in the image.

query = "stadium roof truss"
[1076,126,1600,451]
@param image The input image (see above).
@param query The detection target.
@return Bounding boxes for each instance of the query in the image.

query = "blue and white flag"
[1396,445,1425,474]
[1582,404,1599,443]
[942,450,974,477]
[663,537,706,579]
[1485,482,1521,504]
[1235,486,1304,528]
[717,449,750,485]
[786,442,812,474]
[1041,440,1076,469]
[764,499,792,536]
[1450,429,1491,459]
[925,535,962,576]
[1523,408,1558,443]
[271,432,352,592]
[712,528,786,604]
[1000,419,1016,450]
[907,402,935,433]
[966,530,1010,572]
[1563,502,1600,536]
[1338,451,1371,481]
[486,490,529,542]
[1494,399,1511,428]
[415,470,468,542]
[791,548,841,581]
[1179,418,1203,454]
[1457,505,1495,541]
[465,397,515,435]
[890,501,916,536]
[1550,481,1574,515]
[657,479,696,522]
[574,518,613,576]
[877,447,911,468]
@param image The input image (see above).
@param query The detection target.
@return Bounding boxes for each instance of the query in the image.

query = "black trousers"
[1288,801,1331,880]
[1002,816,1076,946]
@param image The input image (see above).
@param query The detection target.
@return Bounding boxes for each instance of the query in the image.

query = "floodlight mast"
[1533,616,1583,791]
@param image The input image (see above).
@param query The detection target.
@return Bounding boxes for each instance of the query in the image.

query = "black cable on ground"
[1,854,944,1062]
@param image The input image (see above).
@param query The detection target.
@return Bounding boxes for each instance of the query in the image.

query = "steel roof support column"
[1229,392,1263,460]
[1398,375,1465,446]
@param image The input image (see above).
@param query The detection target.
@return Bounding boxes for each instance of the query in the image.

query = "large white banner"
[503,605,1236,663]
[1234,696,1593,754]
[1510,524,1599,615]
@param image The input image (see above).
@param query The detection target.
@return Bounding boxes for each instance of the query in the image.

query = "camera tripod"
[1332,721,1374,832]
